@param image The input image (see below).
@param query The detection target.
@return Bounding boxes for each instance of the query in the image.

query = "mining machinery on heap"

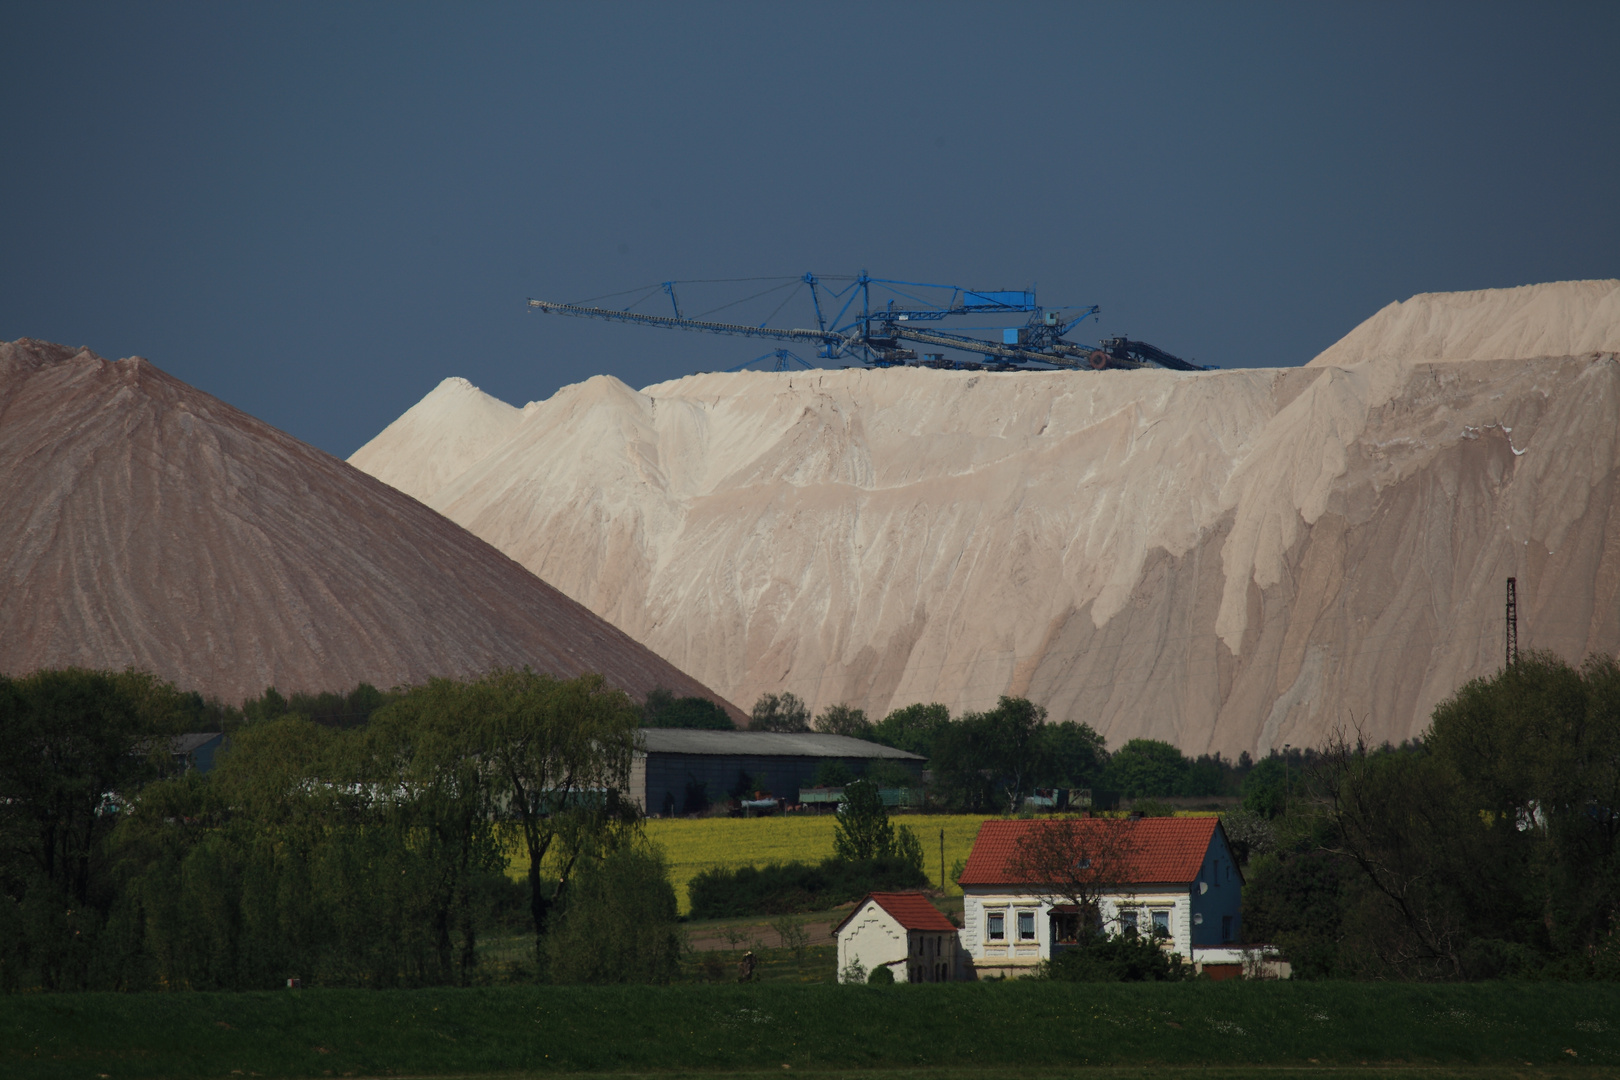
[527,272,1208,372]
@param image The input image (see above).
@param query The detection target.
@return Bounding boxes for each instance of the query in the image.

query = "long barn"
[631,729,924,816]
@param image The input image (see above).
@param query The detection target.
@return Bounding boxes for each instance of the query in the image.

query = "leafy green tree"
[869,702,951,758]
[834,780,894,861]
[1180,753,1231,798]
[0,668,174,990]
[477,669,642,961]
[1037,720,1109,788]
[544,845,682,983]
[1321,652,1620,979]
[865,759,918,789]
[749,692,810,732]
[357,680,505,982]
[891,822,926,873]
[1241,756,1290,817]
[814,703,872,738]
[832,780,923,872]
[1241,849,1353,978]
[239,682,394,729]
[929,697,1050,812]
[641,687,734,730]
[812,759,855,787]
[1100,739,1188,797]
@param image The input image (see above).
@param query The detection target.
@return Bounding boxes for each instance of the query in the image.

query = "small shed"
[834,892,961,983]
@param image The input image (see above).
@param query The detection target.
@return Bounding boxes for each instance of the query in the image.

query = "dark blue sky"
[5,1,1617,457]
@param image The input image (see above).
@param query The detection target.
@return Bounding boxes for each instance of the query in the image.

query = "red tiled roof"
[958,817,1220,887]
[835,892,957,934]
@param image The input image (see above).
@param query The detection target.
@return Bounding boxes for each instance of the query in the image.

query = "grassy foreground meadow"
[3,981,1617,1080]
[510,815,995,912]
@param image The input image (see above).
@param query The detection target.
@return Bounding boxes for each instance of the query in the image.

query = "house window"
[1221,915,1233,943]
[1119,910,1138,936]
[1017,910,1036,941]
[1151,909,1171,938]
[987,911,1005,941]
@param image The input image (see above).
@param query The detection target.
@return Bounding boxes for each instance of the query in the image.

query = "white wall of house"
[838,900,959,983]
[962,887,1195,976]
[837,901,909,982]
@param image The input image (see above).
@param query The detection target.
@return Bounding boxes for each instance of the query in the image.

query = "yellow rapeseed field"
[507,814,999,913]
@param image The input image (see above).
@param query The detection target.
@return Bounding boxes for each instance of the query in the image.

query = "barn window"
[1017,910,1036,941]
[987,911,1005,941]
[1221,915,1233,943]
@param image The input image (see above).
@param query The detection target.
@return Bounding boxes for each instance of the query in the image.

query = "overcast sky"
[4,1,1617,457]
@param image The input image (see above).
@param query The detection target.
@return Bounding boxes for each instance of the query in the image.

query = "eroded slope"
[350,281,1620,752]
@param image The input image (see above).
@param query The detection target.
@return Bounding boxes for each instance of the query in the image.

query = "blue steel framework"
[528,273,1205,372]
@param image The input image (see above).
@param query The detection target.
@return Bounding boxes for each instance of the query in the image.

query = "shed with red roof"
[835,892,962,983]
[958,817,1245,978]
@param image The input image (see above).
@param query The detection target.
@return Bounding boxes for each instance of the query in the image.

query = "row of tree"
[0,667,682,992]
[1242,652,1620,980]
[744,690,1286,811]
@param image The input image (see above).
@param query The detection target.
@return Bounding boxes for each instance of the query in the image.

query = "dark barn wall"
[633,753,924,815]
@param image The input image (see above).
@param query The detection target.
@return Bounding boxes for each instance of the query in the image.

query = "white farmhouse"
[834,892,961,983]
[957,817,1250,979]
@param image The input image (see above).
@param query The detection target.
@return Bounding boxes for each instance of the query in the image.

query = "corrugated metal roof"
[636,729,922,760]
[835,892,957,934]
[958,817,1220,887]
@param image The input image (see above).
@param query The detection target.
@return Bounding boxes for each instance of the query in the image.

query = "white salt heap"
[351,280,1620,754]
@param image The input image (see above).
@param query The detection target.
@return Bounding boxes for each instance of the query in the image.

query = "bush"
[749,693,810,733]
[544,846,683,984]
[642,688,734,730]
[687,856,929,919]
[814,703,871,738]
[866,964,895,984]
[1040,935,1191,982]
[812,760,854,787]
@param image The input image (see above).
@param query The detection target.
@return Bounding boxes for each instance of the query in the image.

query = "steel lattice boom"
[527,272,1206,373]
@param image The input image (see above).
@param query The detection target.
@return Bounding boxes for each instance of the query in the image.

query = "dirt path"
[686,917,838,952]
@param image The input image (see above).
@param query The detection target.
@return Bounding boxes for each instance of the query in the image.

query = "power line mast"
[1505,577,1519,668]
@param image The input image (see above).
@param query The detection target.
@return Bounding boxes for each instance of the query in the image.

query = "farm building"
[835,892,961,983]
[629,729,923,816]
[167,732,226,773]
[956,817,1275,979]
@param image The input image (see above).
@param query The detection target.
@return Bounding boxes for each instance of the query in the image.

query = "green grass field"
[3,981,1617,1080]
[509,815,995,912]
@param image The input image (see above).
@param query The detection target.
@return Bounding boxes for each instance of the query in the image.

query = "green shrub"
[1039,934,1191,982]
[544,846,682,984]
[866,964,895,984]
[687,856,928,919]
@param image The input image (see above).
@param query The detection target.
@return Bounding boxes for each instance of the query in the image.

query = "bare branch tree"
[1007,817,1144,943]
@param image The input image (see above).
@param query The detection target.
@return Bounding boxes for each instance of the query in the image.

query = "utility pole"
[1282,743,1292,816]
[1506,577,1519,668]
